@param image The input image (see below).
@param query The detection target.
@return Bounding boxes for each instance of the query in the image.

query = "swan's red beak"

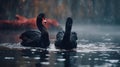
[42,18,47,24]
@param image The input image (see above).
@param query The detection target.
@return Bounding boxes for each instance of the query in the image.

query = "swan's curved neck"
[63,18,73,41]
[36,14,50,47]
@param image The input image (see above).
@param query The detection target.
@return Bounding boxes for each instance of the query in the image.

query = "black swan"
[20,13,50,48]
[55,17,78,50]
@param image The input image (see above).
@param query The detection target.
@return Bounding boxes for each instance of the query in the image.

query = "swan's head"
[38,13,45,18]
[37,13,48,24]
[37,13,45,24]
[66,17,73,26]
[65,17,73,31]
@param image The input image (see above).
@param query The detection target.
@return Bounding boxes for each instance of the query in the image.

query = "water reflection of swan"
[20,13,50,48]
[55,17,78,50]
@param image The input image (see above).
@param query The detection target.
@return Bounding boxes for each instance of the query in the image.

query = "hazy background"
[0,0,120,24]
[0,1,120,67]
[0,0,120,44]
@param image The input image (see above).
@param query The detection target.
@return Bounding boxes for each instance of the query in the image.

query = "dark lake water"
[0,25,120,67]
[0,48,120,67]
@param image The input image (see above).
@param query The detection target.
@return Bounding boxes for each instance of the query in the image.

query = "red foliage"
[0,14,60,29]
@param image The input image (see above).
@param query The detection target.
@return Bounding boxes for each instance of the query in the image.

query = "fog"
[0,0,120,67]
